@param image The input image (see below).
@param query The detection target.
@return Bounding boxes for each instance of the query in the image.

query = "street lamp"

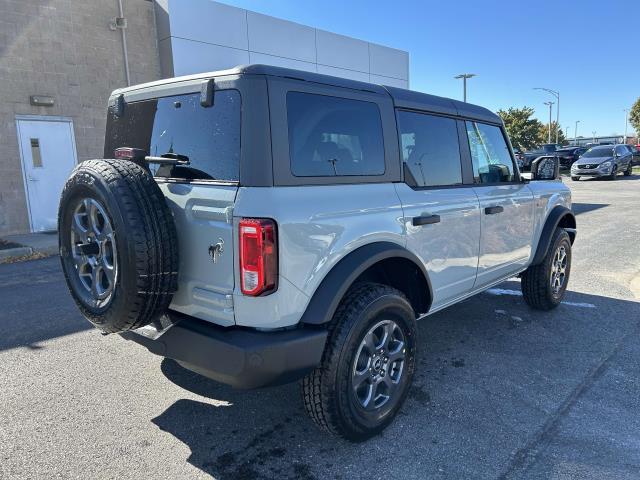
[454,74,476,102]
[592,131,597,143]
[544,101,555,143]
[574,120,580,145]
[623,109,629,144]
[534,87,560,143]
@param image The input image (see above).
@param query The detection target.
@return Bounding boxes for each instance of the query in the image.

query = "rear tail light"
[239,218,278,296]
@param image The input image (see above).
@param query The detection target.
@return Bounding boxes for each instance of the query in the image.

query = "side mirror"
[531,155,559,180]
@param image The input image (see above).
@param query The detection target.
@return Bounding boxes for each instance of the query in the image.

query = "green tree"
[497,107,544,150]
[538,121,567,145]
[630,97,640,139]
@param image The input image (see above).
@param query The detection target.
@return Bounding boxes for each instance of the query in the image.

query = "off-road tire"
[301,283,417,441]
[58,159,178,333]
[521,228,571,310]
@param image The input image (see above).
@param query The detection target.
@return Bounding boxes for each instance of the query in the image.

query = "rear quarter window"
[104,89,241,182]
[286,92,385,177]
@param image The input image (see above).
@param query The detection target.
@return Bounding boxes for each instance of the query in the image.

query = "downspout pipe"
[117,0,131,86]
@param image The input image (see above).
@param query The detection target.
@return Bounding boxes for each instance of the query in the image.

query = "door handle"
[484,206,504,215]
[412,214,441,226]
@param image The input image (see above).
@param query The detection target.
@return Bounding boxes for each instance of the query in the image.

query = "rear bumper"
[120,313,327,389]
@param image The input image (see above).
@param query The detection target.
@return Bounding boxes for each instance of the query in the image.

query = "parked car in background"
[555,146,588,169]
[571,144,633,180]
[513,149,525,169]
[626,144,640,165]
[522,143,561,170]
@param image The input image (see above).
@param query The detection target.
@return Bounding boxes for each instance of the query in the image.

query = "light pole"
[574,120,580,145]
[544,101,555,143]
[534,87,560,143]
[592,131,597,143]
[454,74,476,102]
[623,109,629,144]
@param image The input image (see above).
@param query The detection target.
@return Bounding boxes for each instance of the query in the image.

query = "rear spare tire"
[58,159,178,333]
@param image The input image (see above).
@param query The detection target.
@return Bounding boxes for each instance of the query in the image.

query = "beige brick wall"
[0,0,160,235]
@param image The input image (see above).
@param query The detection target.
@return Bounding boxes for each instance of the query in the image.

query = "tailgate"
[160,183,238,326]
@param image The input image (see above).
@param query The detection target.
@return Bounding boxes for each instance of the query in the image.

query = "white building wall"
[154,0,409,88]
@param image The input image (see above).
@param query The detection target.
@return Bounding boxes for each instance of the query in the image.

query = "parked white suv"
[58,65,576,440]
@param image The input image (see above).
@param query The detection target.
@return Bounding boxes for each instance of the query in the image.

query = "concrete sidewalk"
[0,232,58,261]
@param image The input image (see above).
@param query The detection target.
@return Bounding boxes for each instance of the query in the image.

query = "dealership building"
[0,0,409,235]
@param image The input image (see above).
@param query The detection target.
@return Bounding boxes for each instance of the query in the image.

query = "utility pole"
[574,120,580,145]
[454,74,476,102]
[544,101,554,143]
[534,87,560,143]
[623,109,629,144]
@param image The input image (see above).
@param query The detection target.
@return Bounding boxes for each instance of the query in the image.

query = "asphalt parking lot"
[1,175,639,480]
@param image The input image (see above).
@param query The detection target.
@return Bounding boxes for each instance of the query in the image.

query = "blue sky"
[221,0,638,138]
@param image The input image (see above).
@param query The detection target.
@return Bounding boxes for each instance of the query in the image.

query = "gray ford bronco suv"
[58,65,576,440]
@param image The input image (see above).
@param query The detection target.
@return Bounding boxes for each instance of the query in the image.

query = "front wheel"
[302,283,417,441]
[521,228,572,310]
[608,166,618,180]
[571,176,579,181]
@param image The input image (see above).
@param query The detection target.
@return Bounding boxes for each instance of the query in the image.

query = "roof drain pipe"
[116,0,131,86]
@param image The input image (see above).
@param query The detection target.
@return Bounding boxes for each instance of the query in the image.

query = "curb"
[0,246,33,260]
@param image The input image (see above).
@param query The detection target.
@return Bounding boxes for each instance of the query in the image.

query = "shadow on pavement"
[0,257,91,351]
[152,281,640,479]
[571,203,609,215]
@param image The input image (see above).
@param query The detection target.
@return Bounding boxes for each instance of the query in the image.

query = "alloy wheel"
[550,245,567,295]
[352,319,406,411]
[70,198,117,302]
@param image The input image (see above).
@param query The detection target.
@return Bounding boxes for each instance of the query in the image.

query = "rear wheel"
[302,283,417,441]
[624,163,632,176]
[521,228,571,310]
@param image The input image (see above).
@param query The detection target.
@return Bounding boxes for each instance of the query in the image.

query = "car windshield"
[581,147,613,158]
[542,144,558,152]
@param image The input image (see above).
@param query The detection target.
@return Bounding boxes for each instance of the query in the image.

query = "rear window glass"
[286,92,385,177]
[104,90,241,181]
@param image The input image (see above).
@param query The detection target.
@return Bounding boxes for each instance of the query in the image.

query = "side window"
[466,121,516,183]
[287,92,385,177]
[615,145,627,156]
[397,111,462,187]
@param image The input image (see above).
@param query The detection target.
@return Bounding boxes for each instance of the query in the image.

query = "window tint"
[466,122,516,183]
[397,111,462,187]
[287,92,385,177]
[105,90,241,181]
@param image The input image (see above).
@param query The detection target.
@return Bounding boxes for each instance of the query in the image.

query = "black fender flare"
[299,242,432,325]
[531,206,576,265]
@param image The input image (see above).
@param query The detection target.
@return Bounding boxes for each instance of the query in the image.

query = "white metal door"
[16,118,78,232]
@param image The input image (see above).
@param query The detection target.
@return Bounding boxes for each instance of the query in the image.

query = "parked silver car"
[570,144,633,180]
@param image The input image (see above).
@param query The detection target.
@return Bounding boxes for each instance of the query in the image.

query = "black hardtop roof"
[114,64,501,124]
[236,65,501,124]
